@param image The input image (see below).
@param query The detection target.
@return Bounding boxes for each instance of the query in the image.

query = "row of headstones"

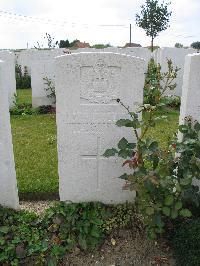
[0,52,199,209]
[14,47,197,108]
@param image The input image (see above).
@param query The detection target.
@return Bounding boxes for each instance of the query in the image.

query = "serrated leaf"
[145,207,154,215]
[175,201,182,210]
[149,141,158,152]
[116,119,133,127]
[171,210,178,219]
[118,173,128,180]
[164,195,174,206]
[0,226,9,234]
[194,122,200,131]
[118,138,128,149]
[118,149,131,159]
[179,125,189,133]
[153,215,164,227]
[162,207,170,216]
[127,143,136,149]
[179,209,192,217]
[180,178,191,186]
[103,148,118,157]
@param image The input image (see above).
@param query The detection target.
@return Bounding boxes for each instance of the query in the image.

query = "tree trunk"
[151,37,154,53]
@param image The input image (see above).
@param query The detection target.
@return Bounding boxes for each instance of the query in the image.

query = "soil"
[20,201,175,266]
[60,230,175,266]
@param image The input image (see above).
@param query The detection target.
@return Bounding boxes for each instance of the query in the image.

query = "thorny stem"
[117,99,140,141]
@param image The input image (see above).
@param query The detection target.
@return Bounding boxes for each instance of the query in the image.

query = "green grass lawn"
[11,90,180,199]
[11,115,58,199]
[16,88,32,105]
[145,109,179,148]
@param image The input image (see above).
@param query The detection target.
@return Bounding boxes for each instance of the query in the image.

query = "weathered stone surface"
[31,49,66,107]
[156,48,196,96]
[0,51,16,107]
[179,53,200,124]
[55,52,145,203]
[0,60,19,209]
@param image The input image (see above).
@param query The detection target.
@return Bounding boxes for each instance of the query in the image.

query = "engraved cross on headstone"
[81,137,102,190]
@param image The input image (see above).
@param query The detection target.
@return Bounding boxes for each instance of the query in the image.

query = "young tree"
[44,33,58,48]
[136,0,172,52]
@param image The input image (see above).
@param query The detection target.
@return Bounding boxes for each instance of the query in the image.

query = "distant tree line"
[59,39,80,48]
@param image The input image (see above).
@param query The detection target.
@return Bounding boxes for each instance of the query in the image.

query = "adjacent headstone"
[31,49,66,107]
[0,51,16,107]
[156,48,196,96]
[179,53,200,124]
[56,52,145,203]
[121,48,152,70]
[0,60,19,209]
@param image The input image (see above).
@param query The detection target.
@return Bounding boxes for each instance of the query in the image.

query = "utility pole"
[129,24,132,44]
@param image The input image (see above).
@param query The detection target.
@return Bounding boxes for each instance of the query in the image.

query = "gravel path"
[20,200,56,215]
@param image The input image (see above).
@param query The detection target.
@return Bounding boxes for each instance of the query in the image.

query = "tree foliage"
[58,39,80,48]
[175,43,183,48]
[191,41,200,51]
[136,0,172,52]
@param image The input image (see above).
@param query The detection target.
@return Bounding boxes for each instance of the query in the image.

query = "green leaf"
[116,119,133,127]
[103,148,118,157]
[149,141,158,152]
[145,207,155,215]
[179,209,192,217]
[78,236,87,250]
[118,173,128,180]
[118,149,131,159]
[118,138,128,149]
[153,215,164,228]
[194,122,200,131]
[162,207,170,216]
[90,227,100,238]
[0,226,9,234]
[179,125,189,133]
[164,195,174,206]
[180,178,191,186]
[171,210,178,219]
[175,201,182,210]
[184,139,196,145]
[127,143,136,149]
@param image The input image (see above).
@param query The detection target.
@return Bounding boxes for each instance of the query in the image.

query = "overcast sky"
[0,0,200,49]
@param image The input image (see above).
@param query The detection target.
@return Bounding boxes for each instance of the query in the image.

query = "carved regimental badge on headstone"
[80,59,121,104]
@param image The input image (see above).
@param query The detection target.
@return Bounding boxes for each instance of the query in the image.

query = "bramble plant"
[0,202,137,265]
[144,58,179,105]
[43,76,56,104]
[104,59,200,239]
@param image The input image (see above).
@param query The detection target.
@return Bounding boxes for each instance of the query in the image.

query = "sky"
[0,0,200,49]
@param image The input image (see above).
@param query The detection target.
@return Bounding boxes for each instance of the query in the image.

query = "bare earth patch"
[20,201,175,265]
[61,230,175,266]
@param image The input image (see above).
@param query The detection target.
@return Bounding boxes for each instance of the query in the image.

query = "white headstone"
[121,48,152,70]
[31,49,66,107]
[156,48,196,96]
[179,53,200,124]
[0,51,16,107]
[55,52,145,203]
[0,60,19,209]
